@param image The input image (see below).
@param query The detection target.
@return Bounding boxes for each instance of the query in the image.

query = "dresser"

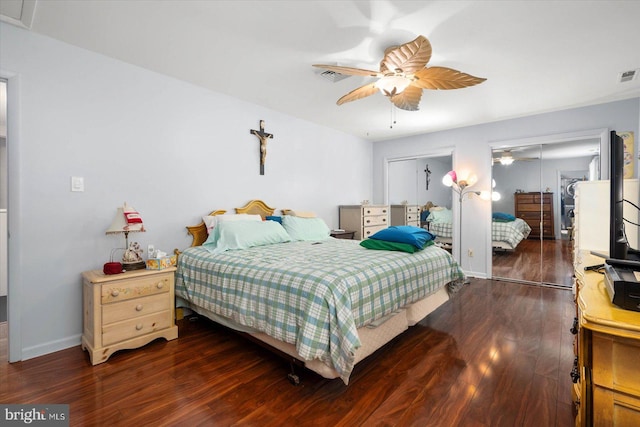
[82,267,178,365]
[514,192,555,239]
[339,205,389,240]
[572,253,640,426]
[390,204,421,227]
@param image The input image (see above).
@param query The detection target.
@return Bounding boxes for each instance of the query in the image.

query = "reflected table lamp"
[105,202,146,272]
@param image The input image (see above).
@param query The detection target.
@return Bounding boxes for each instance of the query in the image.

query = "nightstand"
[330,230,355,240]
[81,267,178,365]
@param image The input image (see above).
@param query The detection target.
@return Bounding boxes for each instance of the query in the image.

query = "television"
[610,130,640,261]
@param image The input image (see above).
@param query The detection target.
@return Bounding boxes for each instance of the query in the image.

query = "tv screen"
[610,130,629,260]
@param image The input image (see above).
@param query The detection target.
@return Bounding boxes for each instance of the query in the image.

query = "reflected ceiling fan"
[492,150,539,165]
[313,35,486,111]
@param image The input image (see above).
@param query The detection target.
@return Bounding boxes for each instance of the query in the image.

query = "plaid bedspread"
[175,239,463,383]
[427,218,531,249]
[492,218,531,248]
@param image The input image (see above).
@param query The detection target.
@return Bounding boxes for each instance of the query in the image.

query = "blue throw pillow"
[265,215,282,224]
[492,212,516,221]
[369,225,435,249]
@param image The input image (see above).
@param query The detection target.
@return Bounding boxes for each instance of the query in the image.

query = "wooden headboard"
[184,199,276,248]
[235,199,275,218]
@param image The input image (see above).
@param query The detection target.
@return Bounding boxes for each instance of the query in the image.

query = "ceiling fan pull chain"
[390,104,397,129]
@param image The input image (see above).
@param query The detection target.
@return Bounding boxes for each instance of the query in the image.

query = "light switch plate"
[71,176,84,192]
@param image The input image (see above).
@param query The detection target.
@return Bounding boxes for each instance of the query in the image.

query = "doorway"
[490,130,606,287]
[1,79,7,360]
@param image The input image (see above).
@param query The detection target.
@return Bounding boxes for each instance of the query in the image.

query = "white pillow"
[282,215,330,241]
[202,213,262,234]
[203,220,291,253]
[427,208,453,224]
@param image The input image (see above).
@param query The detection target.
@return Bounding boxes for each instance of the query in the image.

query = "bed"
[425,208,532,250]
[174,200,464,385]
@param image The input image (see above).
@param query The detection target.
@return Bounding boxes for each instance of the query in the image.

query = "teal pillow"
[203,220,291,253]
[493,212,516,221]
[369,225,435,249]
[281,215,330,241]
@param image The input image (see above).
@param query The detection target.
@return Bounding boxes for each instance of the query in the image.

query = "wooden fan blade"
[312,64,379,77]
[380,35,432,74]
[390,85,423,111]
[413,66,486,90]
[336,82,379,105]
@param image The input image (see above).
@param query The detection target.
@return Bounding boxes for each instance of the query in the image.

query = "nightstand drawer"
[102,310,172,346]
[101,274,171,304]
[102,293,170,325]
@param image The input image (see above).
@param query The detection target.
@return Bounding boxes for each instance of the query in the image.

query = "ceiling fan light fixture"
[500,154,514,165]
[375,75,410,96]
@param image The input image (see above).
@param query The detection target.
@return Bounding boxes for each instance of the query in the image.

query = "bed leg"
[287,360,301,386]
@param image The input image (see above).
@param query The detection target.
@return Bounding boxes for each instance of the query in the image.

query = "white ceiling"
[4,0,640,142]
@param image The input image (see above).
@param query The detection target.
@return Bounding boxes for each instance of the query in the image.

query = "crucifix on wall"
[424,164,431,190]
[249,119,274,175]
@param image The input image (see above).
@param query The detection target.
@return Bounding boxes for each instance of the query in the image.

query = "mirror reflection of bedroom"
[387,154,453,251]
[491,140,600,286]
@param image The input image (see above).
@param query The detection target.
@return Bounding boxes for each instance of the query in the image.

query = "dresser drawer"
[102,310,172,346]
[102,293,170,325]
[364,214,388,227]
[406,206,420,214]
[406,213,419,222]
[363,206,388,217]
[362,224,387,238]
[592,332,640,396]
[101,274,171,304]
[593,385,640,426]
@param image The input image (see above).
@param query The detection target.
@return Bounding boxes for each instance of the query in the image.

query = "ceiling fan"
[313,35,486,111]
[492,150,539,165]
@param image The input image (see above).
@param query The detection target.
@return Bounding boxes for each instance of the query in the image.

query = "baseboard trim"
[21,334,82,361]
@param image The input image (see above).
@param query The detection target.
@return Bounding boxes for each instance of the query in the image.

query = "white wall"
[373,98,640,277]
[0,23,373,360]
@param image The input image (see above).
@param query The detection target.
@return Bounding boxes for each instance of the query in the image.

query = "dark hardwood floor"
[492,237,574,287]
[0,279,575,426]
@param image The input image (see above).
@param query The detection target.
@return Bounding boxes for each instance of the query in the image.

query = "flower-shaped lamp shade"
[442,170,457,187]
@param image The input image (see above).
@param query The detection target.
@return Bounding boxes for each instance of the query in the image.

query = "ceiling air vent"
[319,70,349,83]
[619,69,638,83]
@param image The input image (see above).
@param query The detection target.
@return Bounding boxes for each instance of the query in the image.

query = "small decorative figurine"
[123,241,144,263]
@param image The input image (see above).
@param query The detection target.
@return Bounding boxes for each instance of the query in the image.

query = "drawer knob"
[156,281,164,289]
[111,289,120,297]
[136,323,143,331]
[136,304,143,312]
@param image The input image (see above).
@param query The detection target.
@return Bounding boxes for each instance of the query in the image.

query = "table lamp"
[105,202,146,273]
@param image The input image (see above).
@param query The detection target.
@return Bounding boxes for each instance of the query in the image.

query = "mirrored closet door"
[491,139,600,287]
[387,154,453,249]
